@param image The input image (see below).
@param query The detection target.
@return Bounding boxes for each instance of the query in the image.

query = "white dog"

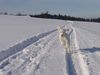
[57,26,69,49]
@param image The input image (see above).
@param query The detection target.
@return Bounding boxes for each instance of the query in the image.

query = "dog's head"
[57,26,64,33]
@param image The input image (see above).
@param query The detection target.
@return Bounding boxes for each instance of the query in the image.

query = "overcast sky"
[0,0,100,18]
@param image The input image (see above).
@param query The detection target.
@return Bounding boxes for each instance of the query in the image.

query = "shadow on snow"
[65,51,76,75]
[80,47,100,53]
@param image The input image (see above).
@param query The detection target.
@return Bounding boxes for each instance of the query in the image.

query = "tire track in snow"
[71,26,89,75]
[65,51,76,75]
[61,22,89,75]
[0,29,57,74]
[74,27,100,75]
[61,22,77,75]
[0,29,56,63]
[57,22,76,75]
[20,30,57,75]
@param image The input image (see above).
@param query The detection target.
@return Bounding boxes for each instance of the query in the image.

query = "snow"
[0,15,100,75]
[73,22,100,75]
[0,15,66,51]
[0,69,4,75]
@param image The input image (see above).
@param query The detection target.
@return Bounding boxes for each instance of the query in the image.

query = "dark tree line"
[0,11,100,23]
[30,12,100,23]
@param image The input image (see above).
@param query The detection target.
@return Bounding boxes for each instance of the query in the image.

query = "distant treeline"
[0,12,27,16]
[29,12,100,23]
[0,11,100,23]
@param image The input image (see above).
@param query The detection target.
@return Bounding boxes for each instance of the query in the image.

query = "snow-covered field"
[0,15,100,75]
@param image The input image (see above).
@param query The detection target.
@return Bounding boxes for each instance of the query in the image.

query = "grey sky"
[0,0,100,18]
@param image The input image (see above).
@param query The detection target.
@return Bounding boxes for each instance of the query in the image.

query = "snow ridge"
[0,29,56,69]
[58,21,89,75]
[71,25,89,75]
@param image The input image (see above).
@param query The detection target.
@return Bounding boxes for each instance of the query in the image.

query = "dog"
[57,26,69,49]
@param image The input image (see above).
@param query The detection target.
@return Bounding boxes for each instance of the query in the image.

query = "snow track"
[0,29,57,75]
[62,23,89,75]
[0,16,100,75]
[74,26,100,75]
[65,51,76,75]
[71,26,89,75]
[0,29,56,62]
[0,21,93,75]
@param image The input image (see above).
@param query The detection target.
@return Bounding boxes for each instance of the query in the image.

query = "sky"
[0,0,100,18]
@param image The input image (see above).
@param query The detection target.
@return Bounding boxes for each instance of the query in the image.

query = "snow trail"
[0,15,100,75]
[0,21,91,75]
[21,32,57,75]
[71,26,89,75]
[0,29,57,75]
[58,22,89,75]
[0,29,56,63]
[65,50,76,75]
[57,23,77,75]
[74,27,100,75]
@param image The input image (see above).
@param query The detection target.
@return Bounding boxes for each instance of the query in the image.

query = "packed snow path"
[0,19,100,75]
[0,29,58,75]
[58,24,89,75]
[0,22,89,75]
[74,25,100,75]
[0,29,56,62]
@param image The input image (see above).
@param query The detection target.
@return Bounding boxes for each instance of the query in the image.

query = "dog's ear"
[57,26,63,33]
